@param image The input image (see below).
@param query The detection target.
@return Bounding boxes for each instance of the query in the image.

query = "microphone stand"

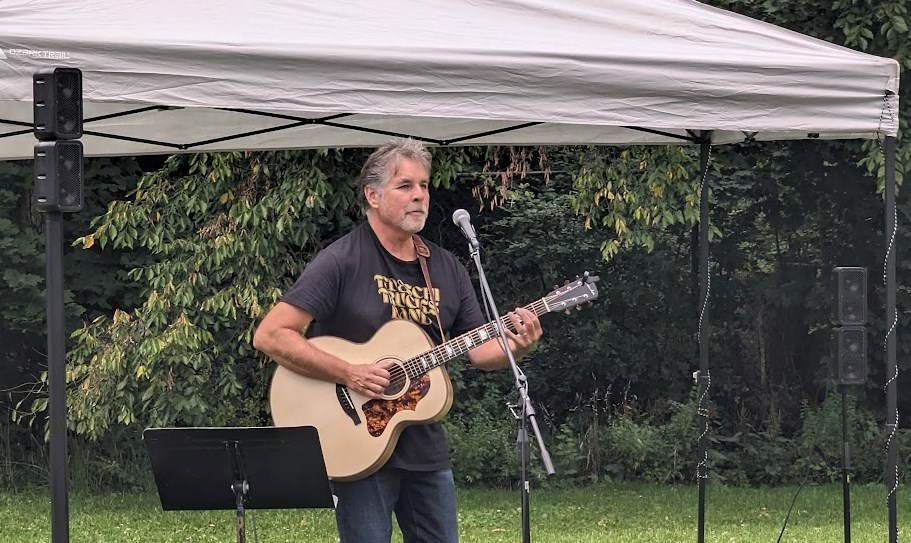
[465,239,555,543]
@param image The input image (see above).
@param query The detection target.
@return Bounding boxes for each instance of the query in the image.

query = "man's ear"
[364,184,380,210]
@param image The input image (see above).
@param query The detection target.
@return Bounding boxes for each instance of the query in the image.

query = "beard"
[377,205,427,234]
[399,209,427,233]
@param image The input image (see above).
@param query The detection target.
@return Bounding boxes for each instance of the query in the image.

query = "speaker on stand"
[831,266,867,543]
[33,66,83,543]
[833,326,867,387]
[34,139,84,213]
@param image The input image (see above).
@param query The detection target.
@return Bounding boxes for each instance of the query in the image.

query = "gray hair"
[357,138,431,206]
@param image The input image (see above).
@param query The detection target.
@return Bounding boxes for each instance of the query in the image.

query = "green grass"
[0,482,906,542]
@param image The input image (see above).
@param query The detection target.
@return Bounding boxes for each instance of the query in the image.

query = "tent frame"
[0,108,703,151]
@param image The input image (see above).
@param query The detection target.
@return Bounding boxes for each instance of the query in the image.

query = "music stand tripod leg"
[232,480,248,543]
[227,440,249,543]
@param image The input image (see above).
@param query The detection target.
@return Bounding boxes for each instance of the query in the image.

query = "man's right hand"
[346,360,396,398]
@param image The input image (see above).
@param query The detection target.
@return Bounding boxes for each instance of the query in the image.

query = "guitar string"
[384,285,593,392]
[397,290,576,383]
[399,299,547,380]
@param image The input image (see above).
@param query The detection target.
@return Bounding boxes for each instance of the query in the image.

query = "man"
[253,138,542,543]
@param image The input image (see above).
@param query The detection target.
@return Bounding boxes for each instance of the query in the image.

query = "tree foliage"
[2,157,145,433]
[0,161,44,332]
[571,145,715,260]
[61,150,362,436]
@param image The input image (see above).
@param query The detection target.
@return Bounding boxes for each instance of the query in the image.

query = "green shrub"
[444,410,516,486]
[521,384,904,488]
[795,393,884,483]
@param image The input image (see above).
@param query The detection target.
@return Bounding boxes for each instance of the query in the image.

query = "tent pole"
[696,131,712,543]
[884,135,898,543]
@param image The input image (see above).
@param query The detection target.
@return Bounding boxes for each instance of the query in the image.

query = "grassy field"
[0,481,906,542]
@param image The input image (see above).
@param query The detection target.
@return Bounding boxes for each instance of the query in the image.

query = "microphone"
[452,208,479,248]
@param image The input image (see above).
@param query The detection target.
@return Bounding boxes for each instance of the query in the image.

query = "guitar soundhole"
[364,374,432,437]
[382,360,408,398]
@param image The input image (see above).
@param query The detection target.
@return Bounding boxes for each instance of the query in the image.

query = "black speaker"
[833,326,867,386]
[833,267,866,325]
[34,141,84,213]
[33,67,83,141]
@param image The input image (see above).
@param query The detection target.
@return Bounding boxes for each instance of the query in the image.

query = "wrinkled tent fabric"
[0,0,900,159]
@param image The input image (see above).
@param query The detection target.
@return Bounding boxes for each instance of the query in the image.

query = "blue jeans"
[332,468,458,543]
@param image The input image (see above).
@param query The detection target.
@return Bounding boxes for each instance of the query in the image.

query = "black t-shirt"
[281,221,485,471]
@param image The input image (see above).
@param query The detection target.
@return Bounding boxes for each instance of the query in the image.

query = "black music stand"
[144,426,334,543]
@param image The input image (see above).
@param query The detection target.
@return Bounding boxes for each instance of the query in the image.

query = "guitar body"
[270,319,453,481]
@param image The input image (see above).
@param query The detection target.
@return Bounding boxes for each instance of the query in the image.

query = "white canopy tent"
[0,0,900,159]
[0,0,902,542]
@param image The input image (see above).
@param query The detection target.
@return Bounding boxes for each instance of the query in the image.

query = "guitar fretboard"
[401,299,549,379]
[394,275,598,380]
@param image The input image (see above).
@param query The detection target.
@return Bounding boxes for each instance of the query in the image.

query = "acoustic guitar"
[270,273,599,481]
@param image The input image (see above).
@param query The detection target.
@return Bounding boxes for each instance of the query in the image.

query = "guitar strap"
[412,234,446,340]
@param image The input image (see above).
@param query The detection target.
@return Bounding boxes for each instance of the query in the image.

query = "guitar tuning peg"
[576,305,583,311]
[564,309,571,315]
[563,279,570,285]
[553,284,559,290]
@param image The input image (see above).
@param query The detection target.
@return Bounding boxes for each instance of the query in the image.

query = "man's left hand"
[506,307,542,358]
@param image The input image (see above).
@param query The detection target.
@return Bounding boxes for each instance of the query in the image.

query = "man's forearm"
[256,329,349,384]
[467,338,519,370]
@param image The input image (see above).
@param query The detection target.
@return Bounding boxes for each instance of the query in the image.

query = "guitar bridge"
[336,384,362,425]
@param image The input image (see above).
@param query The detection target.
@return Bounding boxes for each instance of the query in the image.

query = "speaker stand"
[45,211,70,543]
[840,387,852,543]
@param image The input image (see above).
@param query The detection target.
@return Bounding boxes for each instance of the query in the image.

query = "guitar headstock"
[544,272,600,313]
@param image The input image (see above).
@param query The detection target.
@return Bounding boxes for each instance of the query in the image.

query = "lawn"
[0,482,905,542]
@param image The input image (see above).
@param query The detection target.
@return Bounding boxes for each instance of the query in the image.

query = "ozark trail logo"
[2,48,71,60]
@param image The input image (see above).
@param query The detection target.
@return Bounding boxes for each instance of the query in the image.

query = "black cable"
[775,478,807,543]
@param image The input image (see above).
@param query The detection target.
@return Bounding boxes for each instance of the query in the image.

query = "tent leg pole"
[696,133,712,543]
[884,135,898,543]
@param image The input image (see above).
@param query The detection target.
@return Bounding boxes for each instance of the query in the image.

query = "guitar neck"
[402,298,548,380]
[400,273,599,380]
